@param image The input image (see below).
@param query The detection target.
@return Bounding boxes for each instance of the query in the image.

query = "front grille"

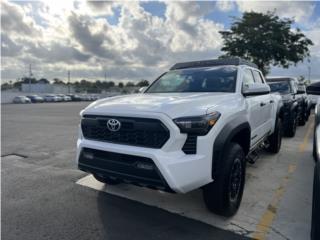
[78,148,173,192]
[182,134,197,154]
[81,115,170,148]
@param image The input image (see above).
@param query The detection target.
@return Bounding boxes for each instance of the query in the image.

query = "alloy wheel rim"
[229,158,242,202]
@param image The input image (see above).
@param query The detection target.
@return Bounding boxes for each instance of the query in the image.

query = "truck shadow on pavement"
[96,191,250,240]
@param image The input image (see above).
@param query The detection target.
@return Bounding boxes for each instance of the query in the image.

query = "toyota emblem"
[107,119,121,132]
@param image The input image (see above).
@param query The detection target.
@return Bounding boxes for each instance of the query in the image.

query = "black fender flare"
[212,116,251,179]
[290,101,298,113]
[276,101,284,119]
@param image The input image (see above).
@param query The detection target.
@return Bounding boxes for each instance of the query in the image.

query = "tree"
[38,78,49,84]
[118,82,124,88]
[53,78,65,84]
[1,82,11,90]
[136,80,150,87]
[219,11,313,75]
[126,82,135,87]
[21,77,37,84]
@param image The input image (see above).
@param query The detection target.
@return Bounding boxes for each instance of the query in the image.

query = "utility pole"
[308,66,311,83]
[68,70,70,94]
[29,64,33,92]
[104,71,107,82]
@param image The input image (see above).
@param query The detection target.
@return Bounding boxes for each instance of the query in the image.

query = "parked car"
[26,95,44,103]
[77,58,283,217]
[56,94,71,101]
[12,96,31,104]
[311,98,320,240]
[44,94,59,102]
[267,77,305,137]
[91,95,99,101]
[66,94,82,101]
[80,95,92,101]
[307,81,320,107]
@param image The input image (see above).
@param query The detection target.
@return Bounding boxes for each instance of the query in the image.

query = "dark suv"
[267,77,304,137]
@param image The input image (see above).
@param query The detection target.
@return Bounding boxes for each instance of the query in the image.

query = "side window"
[243,69,255,85]
[252,71,264,83]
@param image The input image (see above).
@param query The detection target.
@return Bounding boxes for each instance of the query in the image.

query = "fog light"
[136,162,154,170]
[83,152,94,160]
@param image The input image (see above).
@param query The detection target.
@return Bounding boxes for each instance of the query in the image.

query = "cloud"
[1,34,23,57]
[216,1,235,12]
[1,0,319,83]
[86,1,114,16]
[236,1,316,23]
[1,0,41,37]
[26,42,91,63]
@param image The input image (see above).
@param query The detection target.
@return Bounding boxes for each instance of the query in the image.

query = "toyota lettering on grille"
[107,119,121,132]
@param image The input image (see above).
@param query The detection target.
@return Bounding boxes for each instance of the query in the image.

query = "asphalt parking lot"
[1,102,315,240]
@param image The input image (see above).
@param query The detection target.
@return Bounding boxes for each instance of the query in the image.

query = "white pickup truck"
[77,58,283,217]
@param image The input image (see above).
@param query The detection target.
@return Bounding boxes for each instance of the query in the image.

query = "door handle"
[270,100,274,103]
[260,102,266,107]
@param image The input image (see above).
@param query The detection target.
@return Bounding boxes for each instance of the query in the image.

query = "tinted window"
[307,82,320,94]
[243,69,255,85]
[252,71,264,83]
[268,82,291,94]
[146,66,237,93]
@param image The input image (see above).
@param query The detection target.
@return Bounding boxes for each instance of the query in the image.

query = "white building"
[21,83,75,94]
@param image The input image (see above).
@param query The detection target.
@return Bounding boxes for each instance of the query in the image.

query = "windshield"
[268,81,291,94]
[146,66,237,93]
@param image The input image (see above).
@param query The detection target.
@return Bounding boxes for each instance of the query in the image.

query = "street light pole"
[308,66,311,83]
[68,70,70,94]
[29,64,32,92]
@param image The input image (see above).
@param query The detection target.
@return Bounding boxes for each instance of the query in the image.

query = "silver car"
[12,96,31,104]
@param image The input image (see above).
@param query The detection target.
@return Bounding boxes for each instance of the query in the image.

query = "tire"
[93,174,121,185]
[266,118,282,153]
[203,143,246,217]
[285,112,297,137]
[311,162,320,240]
[299,111,306,126]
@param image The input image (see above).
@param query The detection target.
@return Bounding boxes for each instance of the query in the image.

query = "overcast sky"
[1,0,320,83]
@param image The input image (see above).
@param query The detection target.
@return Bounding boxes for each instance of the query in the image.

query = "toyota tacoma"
[77,58,283,217]
[267,77,305,137]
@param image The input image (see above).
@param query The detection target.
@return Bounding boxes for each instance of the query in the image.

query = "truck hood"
[82,93,241,119]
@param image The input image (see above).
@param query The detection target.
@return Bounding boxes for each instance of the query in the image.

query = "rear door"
[252,70,273,131]
[243,68,271,147]
[242,68,263,146]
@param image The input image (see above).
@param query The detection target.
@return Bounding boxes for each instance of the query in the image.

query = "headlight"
[174,112,221,135]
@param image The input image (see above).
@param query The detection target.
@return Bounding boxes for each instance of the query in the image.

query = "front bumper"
[76,111,216,193]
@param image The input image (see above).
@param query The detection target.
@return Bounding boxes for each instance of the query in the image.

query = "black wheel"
[266,118,282,153]
[203,143,246,217]
[285,112,297,137]
[93,174,121,185]
[311,162,320,240]
[299,111,306,126]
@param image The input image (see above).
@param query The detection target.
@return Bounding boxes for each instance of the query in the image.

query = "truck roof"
[170,58,258,70]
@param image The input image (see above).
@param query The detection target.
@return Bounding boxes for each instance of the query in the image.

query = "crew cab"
[267,77,305,137]
[77,58,283,217]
